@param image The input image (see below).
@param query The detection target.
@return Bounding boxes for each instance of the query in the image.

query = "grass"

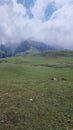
[0,51,73,130]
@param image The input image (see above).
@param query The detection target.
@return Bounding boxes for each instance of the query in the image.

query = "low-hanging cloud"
[0,0,73,49]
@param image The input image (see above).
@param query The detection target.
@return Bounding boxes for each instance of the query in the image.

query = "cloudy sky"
[0,0,73,49]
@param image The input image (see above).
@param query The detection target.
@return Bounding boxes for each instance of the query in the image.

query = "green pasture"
[0,51,73,130]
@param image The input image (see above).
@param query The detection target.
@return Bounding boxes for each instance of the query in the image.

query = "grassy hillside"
[0,51,73,130]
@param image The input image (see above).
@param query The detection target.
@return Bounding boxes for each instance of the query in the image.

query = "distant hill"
[0,40,62,58]
[0,45,12,58]
[14,40,60,55]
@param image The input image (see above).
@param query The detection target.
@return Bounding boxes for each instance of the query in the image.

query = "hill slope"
[0,40,62,58]
[14,40,60,55]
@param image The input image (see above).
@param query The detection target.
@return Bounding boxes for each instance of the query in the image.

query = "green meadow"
[0,51,73,130]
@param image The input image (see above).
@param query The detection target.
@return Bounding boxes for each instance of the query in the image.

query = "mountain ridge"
[0,40,62,58]
[14,40,61,55]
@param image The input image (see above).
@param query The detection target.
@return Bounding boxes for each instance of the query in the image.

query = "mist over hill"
[0,40,62,58]
[14,40,61,55]
[0,44,12,58]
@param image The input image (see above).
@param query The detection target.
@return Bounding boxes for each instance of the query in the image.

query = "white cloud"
[31,0,52,19]
[0,0,26,44]
[0,0,73,49]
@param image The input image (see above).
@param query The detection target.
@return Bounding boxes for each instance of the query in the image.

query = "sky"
[0,0,73,49]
